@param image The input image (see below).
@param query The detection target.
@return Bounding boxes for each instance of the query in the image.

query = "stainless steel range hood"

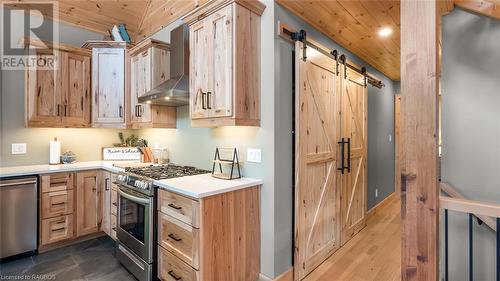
[138,24,189,106]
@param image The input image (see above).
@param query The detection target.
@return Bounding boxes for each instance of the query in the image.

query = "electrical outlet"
[12,143,27,154]
[247,148,262,163]
[375,188,379,198]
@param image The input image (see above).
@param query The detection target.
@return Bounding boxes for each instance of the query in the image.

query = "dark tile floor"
[0,236,136,281]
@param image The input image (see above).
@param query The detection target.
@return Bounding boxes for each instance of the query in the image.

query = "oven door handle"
[117,188,150,205]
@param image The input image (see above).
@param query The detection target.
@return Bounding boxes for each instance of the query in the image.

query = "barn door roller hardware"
[281,25,385,88]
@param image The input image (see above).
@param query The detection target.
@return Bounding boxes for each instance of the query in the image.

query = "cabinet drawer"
[111,189,118,215]
[41,215,74,245]
[41,190,74,219]
[110,215,117,240]
[41,173,73,193]
[158,246,199,281]
[158,189,199,228]
[158,212,199,269]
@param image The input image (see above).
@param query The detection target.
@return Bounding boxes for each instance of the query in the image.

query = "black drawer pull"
[168,233,182,242]
[112,227,116,231]
[112,202,117,206]
[51,202,66,206]
[52,227,65,232]
[168,203,182,210]
[168,270,182,281]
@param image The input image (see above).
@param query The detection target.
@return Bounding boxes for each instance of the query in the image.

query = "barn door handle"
[346,138,351,173]
[337,138,346,174]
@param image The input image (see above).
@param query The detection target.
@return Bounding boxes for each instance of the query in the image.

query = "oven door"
[117,186,153,263]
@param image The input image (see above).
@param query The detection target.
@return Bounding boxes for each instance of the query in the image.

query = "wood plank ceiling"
[276,0,499,81]
[4,0,206,43]
[276,0,401,81]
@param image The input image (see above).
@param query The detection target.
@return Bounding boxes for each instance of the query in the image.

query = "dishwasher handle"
[0,178,37,187]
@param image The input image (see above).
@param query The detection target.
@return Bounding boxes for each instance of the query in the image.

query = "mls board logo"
[1,1,59,70]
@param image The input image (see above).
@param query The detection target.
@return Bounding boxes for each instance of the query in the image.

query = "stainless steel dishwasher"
[0,177,38,259]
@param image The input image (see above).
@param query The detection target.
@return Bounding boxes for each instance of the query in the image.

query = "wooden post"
[401,0,440,280]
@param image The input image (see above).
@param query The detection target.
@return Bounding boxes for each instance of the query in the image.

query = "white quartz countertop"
[0,161,129,177]
[0,162,262,198]
[154,173,263,199]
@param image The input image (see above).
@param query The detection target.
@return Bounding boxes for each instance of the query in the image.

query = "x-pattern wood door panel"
[295,42,341,281]
[341,69,368,245]
[295,43,368,280]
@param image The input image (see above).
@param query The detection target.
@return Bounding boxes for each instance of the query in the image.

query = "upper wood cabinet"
[183,0,265,127]
[25,38,91,128]
[129,39,176,128]
[82,41,127,128]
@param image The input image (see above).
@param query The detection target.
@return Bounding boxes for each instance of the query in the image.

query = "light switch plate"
[247,148,262,163]
[12,143,27,154]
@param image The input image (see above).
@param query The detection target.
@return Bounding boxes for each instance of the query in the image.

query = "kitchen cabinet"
[82,41,127,128]
[76,170,102,237]
[101,171,111,236]
[184,0,266,127]
[129,39,176,128]
[39,173,75,247]
[25,38,91,128]
[157,186,260,281]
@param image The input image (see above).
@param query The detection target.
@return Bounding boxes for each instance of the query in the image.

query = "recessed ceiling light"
[165,96,171,100]
[378,27,393,37]
[146,101,151,104]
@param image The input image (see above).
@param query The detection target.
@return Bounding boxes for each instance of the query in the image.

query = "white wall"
[441,8,500,281]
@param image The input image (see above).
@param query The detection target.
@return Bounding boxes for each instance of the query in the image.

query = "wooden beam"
[400,0,440,280]
[440,182,497,231]
[455,0,500,20]
[440,196,500,219]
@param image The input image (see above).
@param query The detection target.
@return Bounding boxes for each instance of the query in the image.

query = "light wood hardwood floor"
[303,195,401,281]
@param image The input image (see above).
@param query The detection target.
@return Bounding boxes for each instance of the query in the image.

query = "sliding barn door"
[340,69,368,245]
[294,42,342,280]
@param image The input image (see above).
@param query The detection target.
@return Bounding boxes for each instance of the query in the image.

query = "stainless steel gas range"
[114,164,209,281]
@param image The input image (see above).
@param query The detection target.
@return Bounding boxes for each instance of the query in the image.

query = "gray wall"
[273,7,397,275]
[441,8,500,281]
[0,8,132,166]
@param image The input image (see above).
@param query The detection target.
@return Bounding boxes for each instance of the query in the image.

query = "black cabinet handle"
[207,92,212,109]
[201,89,206,110]
[337,138,346,174]
[105,178,110,191]
[346,137,351,173]
[57,104,61,116]
[64,104,67,116]
[168,270,182,280]
[139,105,143,117]
[168,233,182,242]
[119,105,123,118]
[168,203,182,210]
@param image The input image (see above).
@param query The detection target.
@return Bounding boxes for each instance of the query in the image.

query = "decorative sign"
[102,147,141,160]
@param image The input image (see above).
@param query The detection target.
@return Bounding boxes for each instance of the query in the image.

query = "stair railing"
[440,182,500,281]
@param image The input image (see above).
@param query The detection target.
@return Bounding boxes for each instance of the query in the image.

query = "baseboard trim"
[366,192,397,220]
[273,268,293,281]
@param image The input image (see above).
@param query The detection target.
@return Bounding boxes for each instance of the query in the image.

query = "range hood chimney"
[138,24,189,106]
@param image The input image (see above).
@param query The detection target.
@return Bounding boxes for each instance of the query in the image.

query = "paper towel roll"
[49,138,61,164]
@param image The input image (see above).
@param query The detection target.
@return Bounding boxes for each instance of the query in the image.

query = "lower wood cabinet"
[158,246,199,281]
[76,170,102,236]
[40,215,74,245]
[41,190,74,219]
[39,170,104,249]
[157,186,260,281]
